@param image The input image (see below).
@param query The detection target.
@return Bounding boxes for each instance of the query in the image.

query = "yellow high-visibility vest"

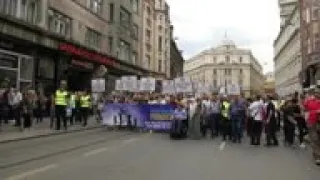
[80,95,91,108]
[222,101,230,119]
[55,90,68,106]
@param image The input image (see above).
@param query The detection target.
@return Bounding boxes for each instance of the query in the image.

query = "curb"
[0,125,102,144]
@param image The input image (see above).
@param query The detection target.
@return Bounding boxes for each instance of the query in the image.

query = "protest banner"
[102,103,174,131]
[227,83,240,95]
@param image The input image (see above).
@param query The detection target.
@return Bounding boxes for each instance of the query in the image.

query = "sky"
[166,0,281,73]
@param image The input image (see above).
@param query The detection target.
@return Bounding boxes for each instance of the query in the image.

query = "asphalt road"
[0,131,319,180]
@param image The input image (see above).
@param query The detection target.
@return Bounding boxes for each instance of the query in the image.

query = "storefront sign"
[71,59,94,70]
[59,43,117,67]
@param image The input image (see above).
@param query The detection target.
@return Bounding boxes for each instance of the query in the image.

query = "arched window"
[225,55,230,63]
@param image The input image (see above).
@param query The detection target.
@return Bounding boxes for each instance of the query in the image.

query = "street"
[0,130,319,180]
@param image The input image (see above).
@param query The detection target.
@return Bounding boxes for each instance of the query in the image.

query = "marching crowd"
[0,79,320,165]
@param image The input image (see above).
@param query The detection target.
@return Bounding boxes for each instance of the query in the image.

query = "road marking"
[83,147,108,157]
[5,164,58,180]
[219,141,226,151]
[121,137,141,145]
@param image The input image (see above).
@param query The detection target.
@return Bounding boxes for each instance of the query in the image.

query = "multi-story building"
[141,0,171,79]
[263,72,276,95]
[279,0,298,28]
[274,3,302,96]
[0,0,165,94]
[169,25,184,79]
[184,37,264,97]
[300,0,320,87]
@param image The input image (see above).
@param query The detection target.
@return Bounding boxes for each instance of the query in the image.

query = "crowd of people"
[0,79,320,165]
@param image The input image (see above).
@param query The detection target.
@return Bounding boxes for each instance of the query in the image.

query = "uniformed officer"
[80,90,91,127]
[52,80,69,130]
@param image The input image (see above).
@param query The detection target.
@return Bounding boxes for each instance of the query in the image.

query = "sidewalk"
[0,116,102,144]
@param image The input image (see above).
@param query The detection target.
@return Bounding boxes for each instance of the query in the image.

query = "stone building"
[274,3,302,96]
[141,0,171,79]
[184,37,264,97]
[0,0,170,93]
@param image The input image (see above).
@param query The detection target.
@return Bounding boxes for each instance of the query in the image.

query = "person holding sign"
[170,103,188,139]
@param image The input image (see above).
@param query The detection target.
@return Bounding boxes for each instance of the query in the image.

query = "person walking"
[209,96,221,138]
[52,80,69,130]
[21,90,36,131]
[249,95,264,146]
[303,88,320,165]
[221,96,231,141]
[265,95,279,147]
[188,98,202,140]
[80,90,91,127]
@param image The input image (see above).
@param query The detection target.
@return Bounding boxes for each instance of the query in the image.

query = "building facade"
[141,0,171,79]
[279,0,298,28]
[184,38,264,97]
[169,30,184,78]
[0,0,172,94]
[274,3,302,96]
[300,0,320,87]
[263,72,276,95]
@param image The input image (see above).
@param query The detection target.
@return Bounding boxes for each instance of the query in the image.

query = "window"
[20,57,33,81]
[158,36,163,51]
[132,23,139,40]
[0,0,18,16]
[48,9,71,38]
[109,3,114,22]
[239,56,243,63]
[131,0,139,14]
[132,52,137,65]
[158,0,162,6]
[213,79,217,87]
[120,7,131,28]
[159,15,162,20]
[146,6,151,15]
[38,57,54,79]
[225,55,230,63]
[108,36,113,53]
[239,69,243,74]
[213,69,217,75]
[0,0,40,24]
[145,55,151,69]
[213,56,217,63]
[146,29,151,41]
[85,28,102,49]
[87,0,103,15]
[158,25,163,32]
[158,59,162,72]
[145,43,151,52]
[119,40,130,62]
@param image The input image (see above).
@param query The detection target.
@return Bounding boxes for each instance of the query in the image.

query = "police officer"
[80,90,91,127]
[53,80,69,130]
[221,96,231,141]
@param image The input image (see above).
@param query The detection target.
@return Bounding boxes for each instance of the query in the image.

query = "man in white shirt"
[249,95,264,145]
[9,89,22,127]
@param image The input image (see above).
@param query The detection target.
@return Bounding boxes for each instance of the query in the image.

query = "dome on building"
[219,32,236,47]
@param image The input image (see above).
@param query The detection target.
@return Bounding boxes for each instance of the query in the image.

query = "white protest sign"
[115,79,124,91]
[174,76,193,93]
[91,78,105,93]
[121,76,138,92]
[227,83,240,95]
[140,77,156,91]
[219,86,226,95]
[162,80,175,94]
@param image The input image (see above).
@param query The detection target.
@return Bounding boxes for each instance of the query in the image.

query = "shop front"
[0,47,34,91]
[58,43,150,93]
